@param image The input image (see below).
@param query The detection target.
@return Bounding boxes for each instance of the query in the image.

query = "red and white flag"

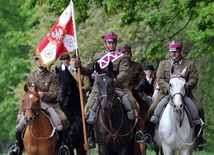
[37,2,76,66]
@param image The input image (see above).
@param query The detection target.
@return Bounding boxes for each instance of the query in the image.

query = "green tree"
[1,0,213,153]
[0,0,34,146]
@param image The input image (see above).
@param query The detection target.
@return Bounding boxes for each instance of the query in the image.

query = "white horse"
[154,67,195,155]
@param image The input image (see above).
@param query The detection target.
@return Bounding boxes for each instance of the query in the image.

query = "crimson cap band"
[102,32,118,42]
[120,44,131,53]
[169,41,183,52]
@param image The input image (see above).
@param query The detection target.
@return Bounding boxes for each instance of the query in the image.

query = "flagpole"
[70,0,89,151]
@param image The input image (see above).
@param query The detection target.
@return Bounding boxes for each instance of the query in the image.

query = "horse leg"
[161,144,174,155]
[69,147,75,155]
[180,149,194,155]
[139,144,147,155]
[97,145,110,155]
[76,145,87,155]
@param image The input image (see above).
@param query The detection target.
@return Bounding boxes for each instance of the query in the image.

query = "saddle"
[151,96,199,128]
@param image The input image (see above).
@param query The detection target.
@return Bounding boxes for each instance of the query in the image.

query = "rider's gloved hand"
[135,84,143,92]
[75,60,81,68]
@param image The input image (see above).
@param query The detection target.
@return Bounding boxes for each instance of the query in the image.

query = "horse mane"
[55,66,80,111]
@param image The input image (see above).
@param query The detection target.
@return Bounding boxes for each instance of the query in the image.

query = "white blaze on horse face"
[170,77,186,111]
[29,94,34,98]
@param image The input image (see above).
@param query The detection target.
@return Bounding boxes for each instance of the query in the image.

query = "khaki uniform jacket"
[80,51,129,85]
[156,57,198,100]
[128,61,144,86]
[26,70,59,106]
[70,69,91,92]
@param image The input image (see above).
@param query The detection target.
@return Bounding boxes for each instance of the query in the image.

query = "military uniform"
[148,57,204,121]
[80,50,137,115]
[70,69,91,104]
[140,41,206,147]
[19,69,67,127]
[127,61,144,87]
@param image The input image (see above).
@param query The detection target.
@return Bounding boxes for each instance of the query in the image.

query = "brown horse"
[131,87,148,155]
[22,85,58,155]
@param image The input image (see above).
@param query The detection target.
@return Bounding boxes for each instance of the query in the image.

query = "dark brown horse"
[56,67,86,155]
[22,85,58,155]
[133,77,161,155]
[94,61,135,155]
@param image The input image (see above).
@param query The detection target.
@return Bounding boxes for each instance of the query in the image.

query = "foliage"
[0,0,213,153]
[22,0,214,58]
[0,0,33,144]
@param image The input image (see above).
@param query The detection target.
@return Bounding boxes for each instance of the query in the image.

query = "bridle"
[96,73,116,111]
[96,73,136,145]
[169,75,186,111]
[23,90,56,140]
[23,90,40,122]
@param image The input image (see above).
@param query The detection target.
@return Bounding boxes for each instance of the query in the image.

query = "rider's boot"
[87,124,96,148]
[8,131,23,155]
[195,124,207,148]
[58,130,70,155]
[137,121,154,145]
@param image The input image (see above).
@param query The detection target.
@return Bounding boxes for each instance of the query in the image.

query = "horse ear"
[181,67,187,76]
[55,66,59,73]
[107,61,113,73]
[95,62,102,73]
[24,84,28,92]
[34,85,39,92]
[171,65,175,75]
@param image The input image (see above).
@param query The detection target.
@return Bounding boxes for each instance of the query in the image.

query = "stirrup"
[8,144,20,155]
[141,133,152,145]
[196,136,207,148]
[135,130,144,143]
[59,145,70,155]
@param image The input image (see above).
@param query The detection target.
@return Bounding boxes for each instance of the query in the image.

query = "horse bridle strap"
[24,107,39,119]
[99,104,138,138]
[99,95,114,103]
[29,111,56,140]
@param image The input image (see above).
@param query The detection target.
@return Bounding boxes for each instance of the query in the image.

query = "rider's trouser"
[148,92,204,122]
[85,86,139,117]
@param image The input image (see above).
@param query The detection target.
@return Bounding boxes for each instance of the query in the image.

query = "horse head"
[56,66,72,106]
[95,61,115,114]
[22,84,41,125]
[169,66,187,111]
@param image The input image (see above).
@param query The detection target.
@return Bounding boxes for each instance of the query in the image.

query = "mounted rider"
[140,41,207,148]
[75,32,141,148]
[8,54,70,155]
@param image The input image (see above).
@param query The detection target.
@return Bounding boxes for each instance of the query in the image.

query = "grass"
[87,148,212,155]
[1,148,212,155]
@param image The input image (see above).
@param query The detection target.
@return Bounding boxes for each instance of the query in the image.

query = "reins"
[23,90,56,140]
[98,96,137,138]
